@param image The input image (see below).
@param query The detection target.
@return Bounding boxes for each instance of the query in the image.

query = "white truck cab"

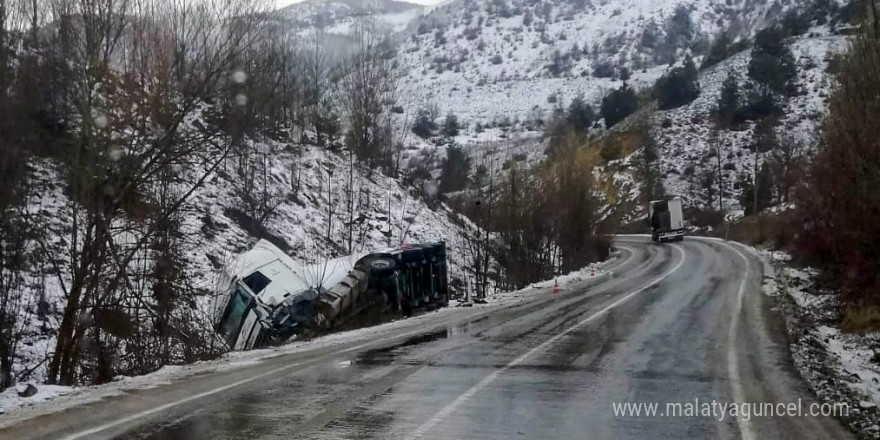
[213,240,365,350]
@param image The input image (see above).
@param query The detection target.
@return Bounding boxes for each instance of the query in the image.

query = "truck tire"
[369,258,396,272]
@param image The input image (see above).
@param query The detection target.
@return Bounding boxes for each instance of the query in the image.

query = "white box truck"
[649,197,685,242]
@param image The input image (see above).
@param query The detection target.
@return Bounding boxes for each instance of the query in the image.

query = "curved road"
[0,236,853,439]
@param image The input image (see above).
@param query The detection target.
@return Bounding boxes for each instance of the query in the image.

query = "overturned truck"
[214,240,448,350]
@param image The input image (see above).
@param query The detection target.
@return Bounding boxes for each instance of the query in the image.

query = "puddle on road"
[352,329,449,366]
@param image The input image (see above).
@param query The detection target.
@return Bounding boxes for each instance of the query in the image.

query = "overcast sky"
[276,0,445,8]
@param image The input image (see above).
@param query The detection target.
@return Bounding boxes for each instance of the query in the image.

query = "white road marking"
[409,244,687,439]
[61,361,304,440]
[713,239,757,440]
[618,234,765,440]
[57,239,656,440]
[60,323,473,440]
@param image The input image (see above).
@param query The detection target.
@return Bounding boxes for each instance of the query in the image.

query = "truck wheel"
[370,258,395,272]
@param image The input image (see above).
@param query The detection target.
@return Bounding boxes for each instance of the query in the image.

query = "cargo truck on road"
[649,197,685,242]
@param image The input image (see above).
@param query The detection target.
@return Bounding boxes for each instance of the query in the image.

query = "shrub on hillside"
[592,60,616,78]
[412,108,437,138]
[442,112,461,137]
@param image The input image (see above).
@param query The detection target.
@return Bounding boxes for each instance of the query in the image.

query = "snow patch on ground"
[760,249,880,438]
[527,259,614,291]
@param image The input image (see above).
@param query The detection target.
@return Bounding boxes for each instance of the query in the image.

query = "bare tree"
[338,19,397,171]
[45,0,272,385]
[231,148,284,234]
[771,133,806,203]
[302,24,339,147]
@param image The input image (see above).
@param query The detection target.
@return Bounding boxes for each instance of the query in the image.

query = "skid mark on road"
[408,244,688,439]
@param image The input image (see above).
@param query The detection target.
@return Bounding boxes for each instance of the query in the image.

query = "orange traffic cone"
[553,280,560,294]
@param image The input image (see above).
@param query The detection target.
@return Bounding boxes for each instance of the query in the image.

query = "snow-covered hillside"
[394,0,824,125]
[183,141,481,287]
[279,0,425,35]
[362,0,851,218]
[11,140,483,385]
[649,30,847,212]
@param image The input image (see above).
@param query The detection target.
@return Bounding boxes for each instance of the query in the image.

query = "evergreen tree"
[738,166,774,215]
[743,84,783,119]
[640,20,661,49]
[655,56,700,110]
[665,5,695,49]
[702,32,731,69]
[638,130,666,206]
[748,26,797,95]
[600,83,639,129]
[565,94,595,133]
[592,59,615,78]
[439,145,472,194]
[782,10,810,36]
[546,50,571,77]
[717,70,741,123]
[442,112,461,137]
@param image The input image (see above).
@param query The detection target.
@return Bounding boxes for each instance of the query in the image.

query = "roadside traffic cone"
[590,264,596,277]
[553,280,560,294]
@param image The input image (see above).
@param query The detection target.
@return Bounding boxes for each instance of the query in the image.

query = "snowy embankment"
[7,139,488,391]
[760,250,880,439]
[0,303,465,425]
[525,250,617,291]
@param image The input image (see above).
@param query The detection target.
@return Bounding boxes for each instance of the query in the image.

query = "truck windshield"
[218,285,251,348]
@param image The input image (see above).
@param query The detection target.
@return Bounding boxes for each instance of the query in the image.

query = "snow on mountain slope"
[394,0,822,125]
[646,29,847,212]
[280,0,424,34]
[10,139,482,386]
[184,140,480,289]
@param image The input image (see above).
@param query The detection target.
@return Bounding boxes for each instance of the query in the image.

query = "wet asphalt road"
[0,236,854,440]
